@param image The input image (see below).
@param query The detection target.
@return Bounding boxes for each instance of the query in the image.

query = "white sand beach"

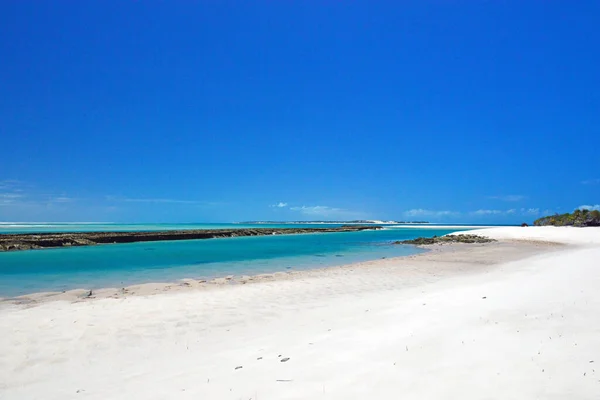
[1,227,600,399]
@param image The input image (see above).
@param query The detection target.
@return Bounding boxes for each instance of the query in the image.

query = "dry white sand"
[387,224,497,230]
[1,227,600,399]
[453,225,600,245]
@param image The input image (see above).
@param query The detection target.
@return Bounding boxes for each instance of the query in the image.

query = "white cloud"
[124,198,198,204]
[472,209,503,215]
[581,179,600,185]
[270,202,288,208]
[0,193,23,200]
[487,195,526,202]
[106,196,214,205]
[471,208,540,217]
[1,181,78,208]
[1,190,24,206]
[289,205,364,219]
[521,208,540,215]
[404,209,460,218]
[0,180,23,205]
[50,197,76,203]
[0,180,20,190]
[407,208,544,218]
[1,193,77,207]
[579,205,600,211]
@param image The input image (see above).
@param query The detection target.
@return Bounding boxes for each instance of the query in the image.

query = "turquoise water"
[0,222,338,234]
[0,224,466,297]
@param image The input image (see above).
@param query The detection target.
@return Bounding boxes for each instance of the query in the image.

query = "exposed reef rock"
[0,226,381,252]
[395,234,496,245]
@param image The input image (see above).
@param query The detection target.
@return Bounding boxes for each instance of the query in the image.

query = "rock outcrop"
[0,226,381,252]
[395,234,495,245]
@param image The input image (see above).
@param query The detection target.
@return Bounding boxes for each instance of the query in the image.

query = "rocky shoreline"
[0,226,381,252]
[395,234,495,245]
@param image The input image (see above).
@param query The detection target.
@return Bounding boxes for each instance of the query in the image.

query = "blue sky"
[1,1,598,223]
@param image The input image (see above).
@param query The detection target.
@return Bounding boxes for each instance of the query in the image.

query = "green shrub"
[534,209,600,227]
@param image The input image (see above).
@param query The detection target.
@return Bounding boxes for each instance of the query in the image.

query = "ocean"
[0,223,468,297]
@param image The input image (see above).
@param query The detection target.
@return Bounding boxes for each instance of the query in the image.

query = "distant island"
[534,209,600,227]
[237,220,430,224]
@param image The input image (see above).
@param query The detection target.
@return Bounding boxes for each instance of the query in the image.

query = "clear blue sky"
[1,1,598,223]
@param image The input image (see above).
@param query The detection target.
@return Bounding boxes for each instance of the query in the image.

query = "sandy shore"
[1,227,599,399]
[2,238,554,305]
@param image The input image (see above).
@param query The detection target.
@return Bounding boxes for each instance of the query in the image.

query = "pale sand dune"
[1,227,600,399]
[388,224,496,229]
[453,225,600,245]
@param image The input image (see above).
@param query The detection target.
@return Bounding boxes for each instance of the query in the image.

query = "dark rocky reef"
[534,209,600,227]
[395,234,496,245]
[0,226,381,252]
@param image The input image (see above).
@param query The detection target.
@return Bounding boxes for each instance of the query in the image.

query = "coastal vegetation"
[534,209,600,227]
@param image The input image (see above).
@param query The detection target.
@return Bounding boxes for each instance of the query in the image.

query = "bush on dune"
[534,209,600,227]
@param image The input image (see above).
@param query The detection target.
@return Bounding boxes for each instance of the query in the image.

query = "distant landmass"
[237,220,430,224]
